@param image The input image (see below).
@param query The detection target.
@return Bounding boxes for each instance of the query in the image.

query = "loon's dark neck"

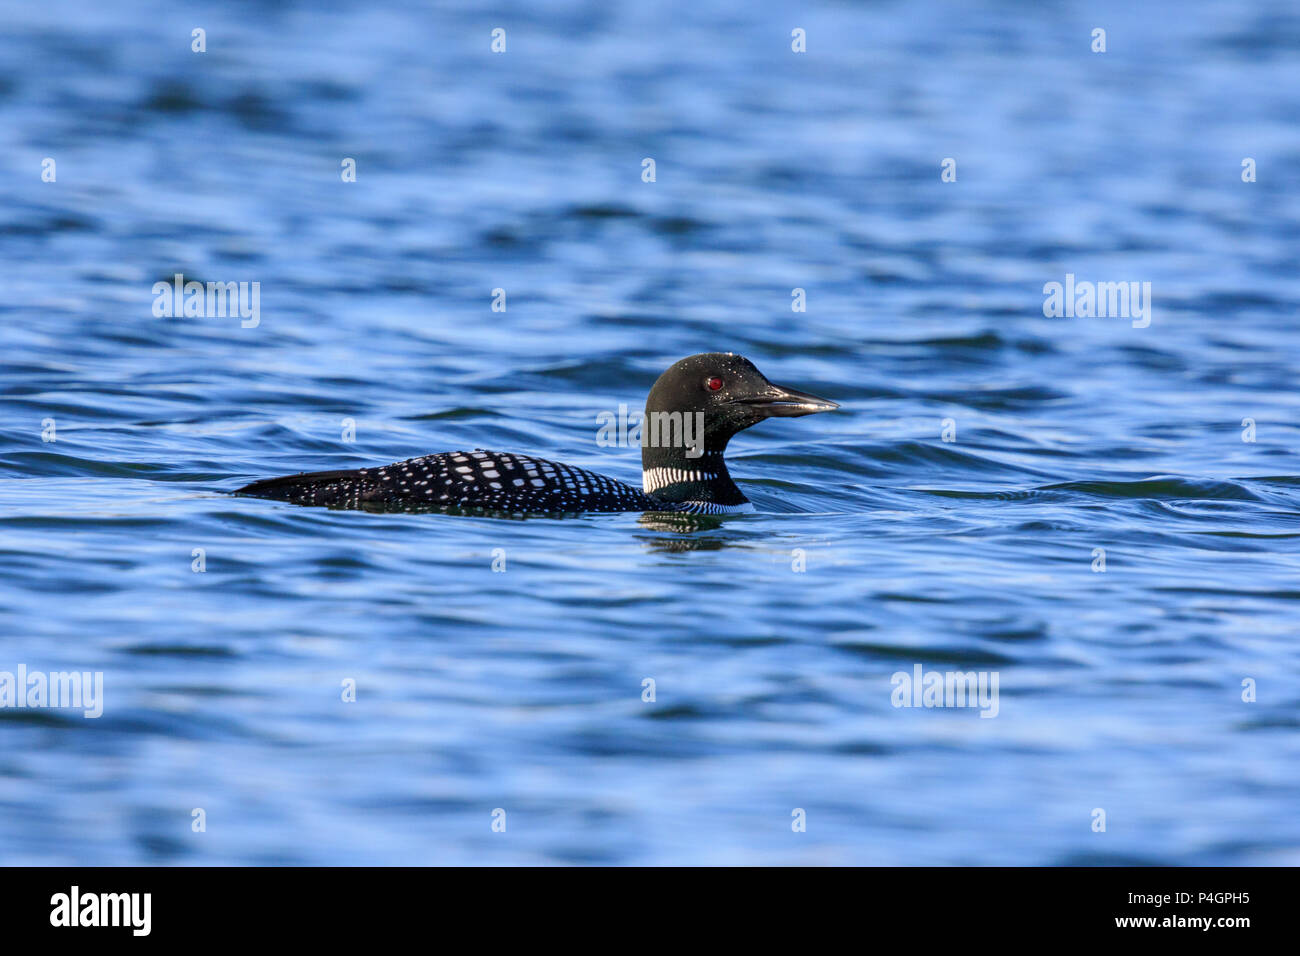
[640,444,747,506]
[631,351,838,509]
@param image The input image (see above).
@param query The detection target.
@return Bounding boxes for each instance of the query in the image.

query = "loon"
[234,352,838,515]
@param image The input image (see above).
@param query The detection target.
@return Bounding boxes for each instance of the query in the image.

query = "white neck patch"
[642,466,715,495]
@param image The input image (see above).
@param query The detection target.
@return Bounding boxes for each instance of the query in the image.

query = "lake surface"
[1,0,1298,864]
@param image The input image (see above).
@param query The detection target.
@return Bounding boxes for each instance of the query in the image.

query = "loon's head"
[640,352,838,506]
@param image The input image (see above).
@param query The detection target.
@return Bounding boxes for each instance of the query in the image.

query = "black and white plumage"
[235,353,838,515]
[237,449,670,513]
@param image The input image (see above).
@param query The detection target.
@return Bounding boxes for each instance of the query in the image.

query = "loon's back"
[236,449,668,513]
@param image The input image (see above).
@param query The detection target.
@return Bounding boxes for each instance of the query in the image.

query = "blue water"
[2,0,1299,865]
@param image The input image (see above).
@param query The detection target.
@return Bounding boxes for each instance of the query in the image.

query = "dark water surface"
[1,0,1299,864]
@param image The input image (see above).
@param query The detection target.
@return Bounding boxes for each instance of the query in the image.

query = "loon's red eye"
[706,377,723,391]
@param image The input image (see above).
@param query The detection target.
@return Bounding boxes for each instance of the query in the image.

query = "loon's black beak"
[739,383,840,418]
